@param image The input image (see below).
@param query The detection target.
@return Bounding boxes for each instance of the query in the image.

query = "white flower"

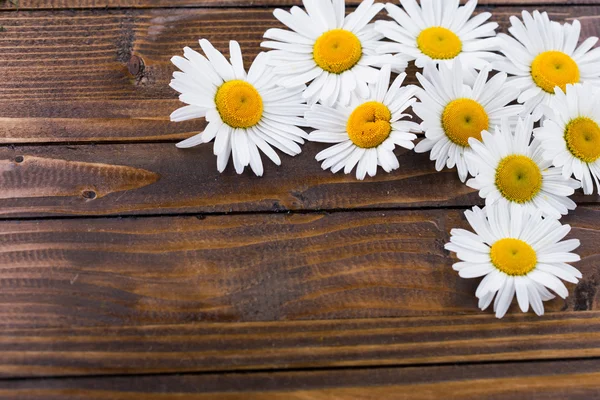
[467,116,580,219]
[535,84,600,195]
[413,60,522,182]
[495,10,600,121]
[305,65,420,180]
[170,39,309,176]
[261,0,407,107]
[446,202,582,319]
[375,0,500,75]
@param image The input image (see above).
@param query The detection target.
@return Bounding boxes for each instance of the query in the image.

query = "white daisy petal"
[229,40,246,79]
[536,83,600,195]
[200,39,235,82]
[447,203,581,319]
[469,116,576,218]
[170,105,208,123]
[415,60,521,181]
[264,0,403,105]
[306,67,418,179]
[514,277,530,313]
[170,39,307,176]
[498,12,600,121]
[176,120,222,149]
[495,277,515,319]
[247,138,264,177]
[528,270,569,299]
[376,0,498,72]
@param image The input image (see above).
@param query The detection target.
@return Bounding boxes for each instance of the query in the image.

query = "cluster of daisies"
[169,0,600,318]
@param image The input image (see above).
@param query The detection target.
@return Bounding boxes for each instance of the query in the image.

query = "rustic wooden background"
[0,0,599,398]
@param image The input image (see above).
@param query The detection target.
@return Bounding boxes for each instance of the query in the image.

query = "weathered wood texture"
[1,0,599,10]
[0,208,597,329]
[0,144,479,217]
[1,359,600,399]
[0,7,599,143]
[1,312,599,378]
[2,144,599,217]
[1,1,599,394]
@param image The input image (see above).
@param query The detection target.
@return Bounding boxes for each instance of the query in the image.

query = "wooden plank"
[1,6,599,143]
[0,312,599,378]
[1,0,599,10]
[1,143,599,217]
[0,359,599,399]
[0,143,475,217]
[0,208,597,329]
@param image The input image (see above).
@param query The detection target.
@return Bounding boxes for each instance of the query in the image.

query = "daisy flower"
[375,0,500,73]
[261,0,407,107]
[467,116,581,219]
[413,60,523,182]
[170,39,309,176]
[495,10,600,121]
[446,202,582,318]
[535,84,600,194]
[305,65,420,180]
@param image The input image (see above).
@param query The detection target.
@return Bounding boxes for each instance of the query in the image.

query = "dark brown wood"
[1,2,599,394]
[0,208,597,329]
[1,0,599,10]
[1,359,600,399]
[0,7,599,143]
[0,312,599,378]
[2,143,599,217]
[0,143,477,217]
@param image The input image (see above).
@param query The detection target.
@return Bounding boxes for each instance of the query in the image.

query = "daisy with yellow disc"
[535,84,600,195]
[262,0,407,106]
[446,202,581,319]
[375,0,500,73]
[170,40,309,176]
[413,61,522,182]
[305,65,420,180]
[495,11,600,120]
[466,117,581,219]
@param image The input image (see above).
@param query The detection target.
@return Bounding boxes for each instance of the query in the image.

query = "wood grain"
[0,312,599,378]
[1,0,599,10]
[0,143,477,217]
[0,156,159,200]
[0,208,597,329]
[1,359,599,399]
[2,143,599,217]
[0,7,599,143]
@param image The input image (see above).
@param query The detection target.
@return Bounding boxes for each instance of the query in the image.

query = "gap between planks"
[0,357,600,400]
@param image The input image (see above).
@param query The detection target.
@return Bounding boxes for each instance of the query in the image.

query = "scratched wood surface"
[1,0,600,398]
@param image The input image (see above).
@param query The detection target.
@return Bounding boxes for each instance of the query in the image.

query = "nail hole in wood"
[82,190,97,200]
[128,55,144,76]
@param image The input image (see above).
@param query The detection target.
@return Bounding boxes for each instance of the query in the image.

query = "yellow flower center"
[565,117,600,163]
[495,155,542,204]
[490,238,538,276]
[442,98,489,147]
[214,80,263,128]
[531,51,580,94]
[346,101,392,148]
[416,27,462,60]
[313,29,362,74]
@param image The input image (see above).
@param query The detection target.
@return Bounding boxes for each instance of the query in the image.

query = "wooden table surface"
[0,0,599,398]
